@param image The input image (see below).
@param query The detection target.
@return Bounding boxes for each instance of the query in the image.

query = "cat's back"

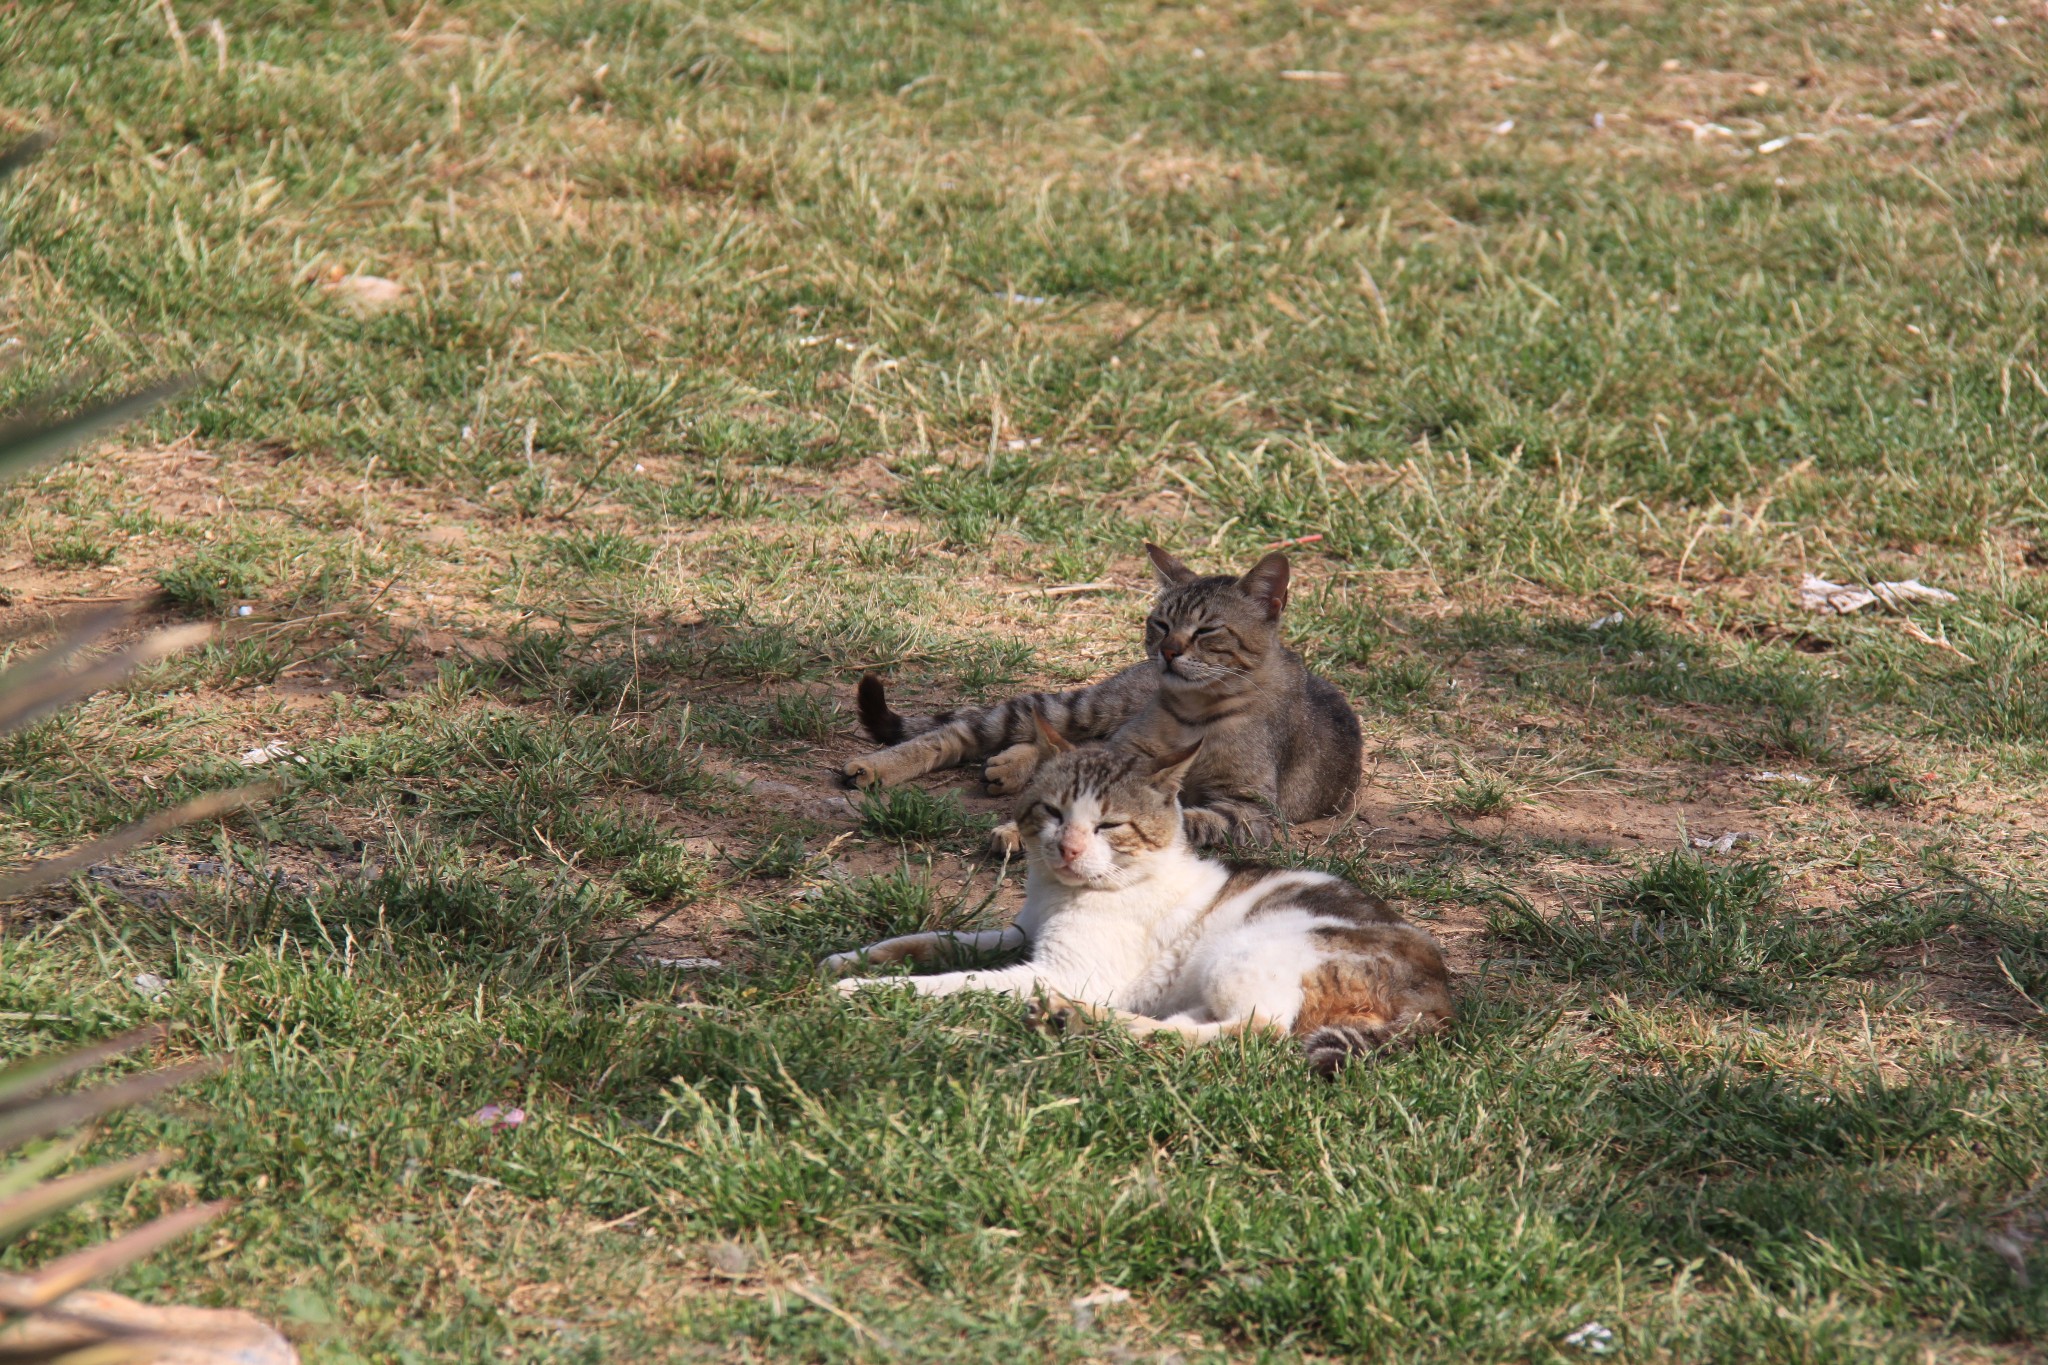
[1205,861,1403,933]
[1192,861,1446,990]
[1183,860,1453,1068]
[1275,651,1364,820]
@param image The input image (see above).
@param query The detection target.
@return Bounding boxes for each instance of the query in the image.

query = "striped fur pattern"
[841,544,1364,848]
[846,667,1156,796]
[829,739,1453,1075]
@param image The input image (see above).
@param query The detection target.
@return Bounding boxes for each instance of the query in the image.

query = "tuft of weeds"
[749,862,1008,971]
[768,693,838,742]
[542,530,653,575]
[857,784,986,846]
[1848,763,1925,809]
[729,828,813,881]
[953,640,1034,698]
[1442,771,1515,818]
[620,844,710,902]
[32,528,116,568]
[156,547,268,615]
[1359,657,1439,708]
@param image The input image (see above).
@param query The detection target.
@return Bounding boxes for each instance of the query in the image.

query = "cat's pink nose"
[1160,639,1185,659]
[1059,834,1088,862]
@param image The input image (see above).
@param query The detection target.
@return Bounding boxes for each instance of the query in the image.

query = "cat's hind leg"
[818,927,1026,978]
[843,702,1029,790]
[843,671,1152,790]
[842,722,976,789]
[835,964,1045,999]
[981,742,1041,797]
[1026,991,1282,1044]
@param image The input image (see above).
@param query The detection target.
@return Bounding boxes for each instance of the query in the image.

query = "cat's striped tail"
[855,674,950,744]
[1300,1017,1425,1078]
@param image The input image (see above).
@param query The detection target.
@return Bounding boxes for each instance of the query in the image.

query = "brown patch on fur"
[1216,862,1273,903]
[1300,882,1402,925]
[1292,926,1453,1040]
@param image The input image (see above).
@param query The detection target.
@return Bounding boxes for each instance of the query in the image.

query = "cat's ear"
[1237,553,1290,620]
[1145,542,1197,589]
[1032,711,1075,755]
[1147,740,1204,795]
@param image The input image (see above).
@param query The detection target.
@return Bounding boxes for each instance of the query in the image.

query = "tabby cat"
[825,721,1453,1074]
[843,544,1362,847]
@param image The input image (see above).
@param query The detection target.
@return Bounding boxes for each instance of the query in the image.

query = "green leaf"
[0,1151,164,1245]
[0,1060,222,1155]
[0,1200,229,1315]
[0,1028,164,1113]
[0,621,213,740]
[0,380,187,489]
[0,1132,91,1201]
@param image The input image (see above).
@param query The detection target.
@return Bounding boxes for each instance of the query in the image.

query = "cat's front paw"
[1183,806,1278,849]
[818,950,866,979]
[1024,990,1084,1034]
[982,743,1040,797]
[840,755,883,789]
[985,820,1023,859]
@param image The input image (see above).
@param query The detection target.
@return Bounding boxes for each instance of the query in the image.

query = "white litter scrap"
[1675,118,1737,141]
[1069,1286,1131,1333]
[1564,1320,1616,1354]
[1690,830,1760,854]
[132,973,168,999]
[1749,771,1813,786]
[647,956,723,971]
[1799,575,1956,615]
[240,742,303,766]
[1589,611,1627,630]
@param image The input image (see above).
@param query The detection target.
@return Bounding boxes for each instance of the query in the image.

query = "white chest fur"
[1015,853,1230,1010]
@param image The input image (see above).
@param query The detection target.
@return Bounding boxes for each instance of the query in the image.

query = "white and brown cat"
[824,720,1452,1074]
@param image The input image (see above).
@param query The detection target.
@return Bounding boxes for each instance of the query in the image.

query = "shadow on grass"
[1487,854,2048,1027]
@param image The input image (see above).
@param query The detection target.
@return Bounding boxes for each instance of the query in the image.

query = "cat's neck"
[1157,647,1303,723]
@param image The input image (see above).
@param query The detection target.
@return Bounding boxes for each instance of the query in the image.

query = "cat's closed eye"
[1096,820,1127,830]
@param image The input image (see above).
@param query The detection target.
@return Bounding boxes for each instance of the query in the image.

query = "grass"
[2,0,2048,1360]
[857,785,988,848]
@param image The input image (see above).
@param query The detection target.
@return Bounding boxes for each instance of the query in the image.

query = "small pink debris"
[1260,533,1324,551]
[471,1104,526,1131]
[326,273,406,315]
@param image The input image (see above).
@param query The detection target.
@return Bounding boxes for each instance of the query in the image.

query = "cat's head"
[1014,716,1201,888]
[1142,544,1289,695]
